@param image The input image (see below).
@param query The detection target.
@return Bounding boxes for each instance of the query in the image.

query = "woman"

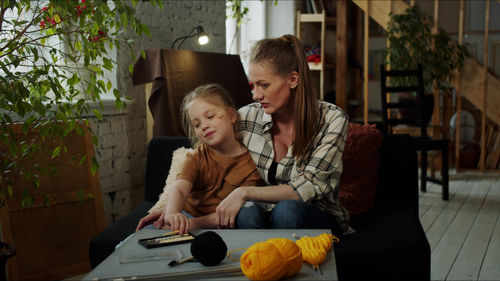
[215,34,353,235]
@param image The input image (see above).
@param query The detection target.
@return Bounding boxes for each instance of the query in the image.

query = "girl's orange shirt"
[177,144,263,217]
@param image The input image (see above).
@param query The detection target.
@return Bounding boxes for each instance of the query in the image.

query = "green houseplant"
[0,1,161,278]
[384,5,468,124]
[0,0,162,207]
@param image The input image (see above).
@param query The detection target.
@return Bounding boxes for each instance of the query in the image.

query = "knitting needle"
[314,265,323,275]
[162,230,180,236]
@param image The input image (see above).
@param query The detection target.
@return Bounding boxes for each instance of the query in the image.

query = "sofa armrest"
[89,136,191,269]
[335,134,429,281]
[89,201,154,268]
[144,136,191,202]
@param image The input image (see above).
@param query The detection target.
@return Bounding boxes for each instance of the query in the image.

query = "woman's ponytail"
[281,35,318,160]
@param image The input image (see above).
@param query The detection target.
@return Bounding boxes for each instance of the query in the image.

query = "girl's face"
[248,61,298,115]
[188,98,237,149]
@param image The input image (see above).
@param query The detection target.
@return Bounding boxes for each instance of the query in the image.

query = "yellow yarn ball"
[295,233,335,267]
[299,247,326,266]
[266,238,303,278]
[316,233,333,251]
[240,241,286,281]
[239,234,336,280]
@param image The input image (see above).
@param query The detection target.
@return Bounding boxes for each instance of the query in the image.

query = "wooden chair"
[380,64,449,200]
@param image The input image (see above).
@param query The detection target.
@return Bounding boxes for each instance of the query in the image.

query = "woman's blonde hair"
[250,34,319,160]
[180,83,239,148]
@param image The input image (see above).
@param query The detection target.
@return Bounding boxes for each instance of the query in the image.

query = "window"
[225,1,296,74]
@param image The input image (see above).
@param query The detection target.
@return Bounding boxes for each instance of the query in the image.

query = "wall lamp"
[171,25,209,49]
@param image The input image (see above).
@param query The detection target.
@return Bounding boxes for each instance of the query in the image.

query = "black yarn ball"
[190,231,227,266]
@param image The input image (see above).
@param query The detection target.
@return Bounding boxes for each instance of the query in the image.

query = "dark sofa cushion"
[338,123,383,215]
[145,137,191,202]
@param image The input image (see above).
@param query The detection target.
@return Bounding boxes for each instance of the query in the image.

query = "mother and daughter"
[136,34,353,235]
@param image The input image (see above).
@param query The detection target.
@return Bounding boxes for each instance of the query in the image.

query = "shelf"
[297,9,336,101]
[308,62,322,71]
[299,13,336,25]
[308,62,334,71]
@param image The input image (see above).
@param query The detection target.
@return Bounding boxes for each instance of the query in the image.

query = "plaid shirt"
[238,101,353,234]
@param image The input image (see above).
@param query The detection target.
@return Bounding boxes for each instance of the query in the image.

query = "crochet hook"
[168,256,195,267]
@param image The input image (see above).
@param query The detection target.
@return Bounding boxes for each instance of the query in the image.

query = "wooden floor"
[419,170,500,281]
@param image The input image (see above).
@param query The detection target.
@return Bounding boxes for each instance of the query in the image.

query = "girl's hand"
[164,213,191,234]
[153,211,167,229]
[136,211,162,232]
[215,188,247,229]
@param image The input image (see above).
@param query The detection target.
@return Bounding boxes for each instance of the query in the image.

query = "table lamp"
[171,25,209,49]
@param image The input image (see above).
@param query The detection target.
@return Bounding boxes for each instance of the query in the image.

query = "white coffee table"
[84,228,338,280]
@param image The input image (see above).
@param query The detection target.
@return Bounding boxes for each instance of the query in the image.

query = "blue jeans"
[235,200,336,230]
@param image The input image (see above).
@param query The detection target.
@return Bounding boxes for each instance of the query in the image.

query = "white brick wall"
[93,1,226,225]
[90,113,148,224]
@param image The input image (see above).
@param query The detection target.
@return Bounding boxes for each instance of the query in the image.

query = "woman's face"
[248,61,298,116]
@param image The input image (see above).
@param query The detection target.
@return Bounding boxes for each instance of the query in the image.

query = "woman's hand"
[215,187,247,229]
[189,212,218,230]
[164,213,191,234]
[136,211,163,232]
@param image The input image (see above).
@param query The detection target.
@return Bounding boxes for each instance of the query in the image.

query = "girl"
[136,83,262,234]
[215,35,354,235]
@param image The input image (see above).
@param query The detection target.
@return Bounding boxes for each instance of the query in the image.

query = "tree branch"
[0,0,6,33]
[0,9,42,54]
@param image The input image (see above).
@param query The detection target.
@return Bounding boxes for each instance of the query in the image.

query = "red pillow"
[338,123,383,215]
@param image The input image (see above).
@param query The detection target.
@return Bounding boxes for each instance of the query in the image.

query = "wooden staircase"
[352,0,500,127]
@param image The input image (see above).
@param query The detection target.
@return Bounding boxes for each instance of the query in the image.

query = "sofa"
[89,130,430,280]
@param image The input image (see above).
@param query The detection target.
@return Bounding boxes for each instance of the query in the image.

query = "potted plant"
[0,0,161,279]
[384,5,468,124]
